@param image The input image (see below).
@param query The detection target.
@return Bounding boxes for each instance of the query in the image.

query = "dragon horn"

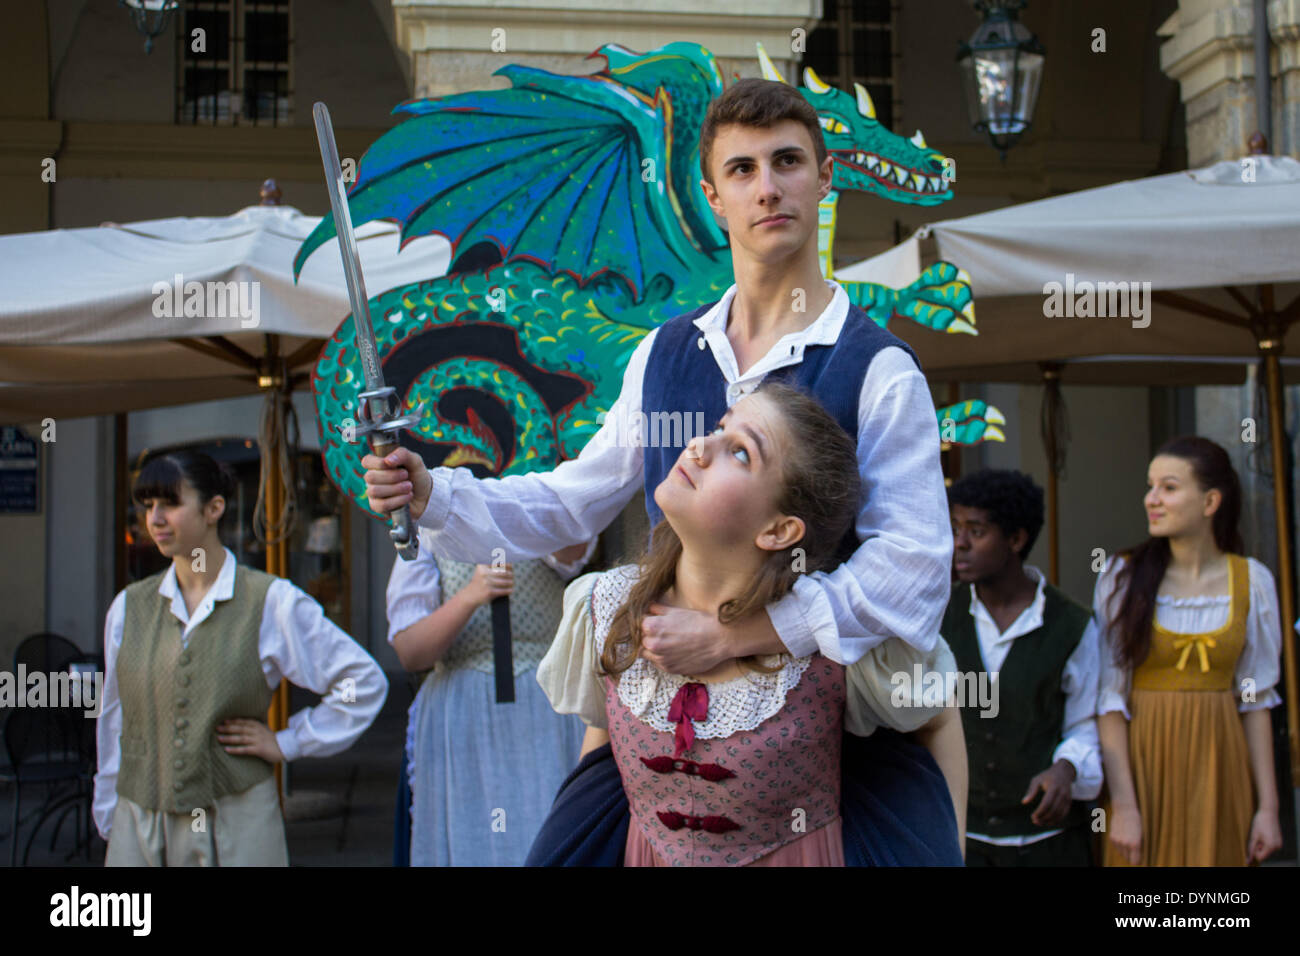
[756,43,788,84]
[911,130,927,149]
[853,82,877,119]
[802,66,831,94]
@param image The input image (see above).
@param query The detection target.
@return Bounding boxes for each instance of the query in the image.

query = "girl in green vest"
[94,450,387,866]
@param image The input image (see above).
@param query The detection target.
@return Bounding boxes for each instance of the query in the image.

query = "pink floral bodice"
[593,567,845,866]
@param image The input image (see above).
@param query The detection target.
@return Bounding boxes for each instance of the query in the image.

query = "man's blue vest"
[640,299,922,540]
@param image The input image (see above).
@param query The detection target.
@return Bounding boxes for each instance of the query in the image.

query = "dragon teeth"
[895,167,908,185]
[866,155,879,171]
[911,173,924,191]
[928,176,941,192]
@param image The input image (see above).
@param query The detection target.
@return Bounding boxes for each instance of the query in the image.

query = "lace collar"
[590,566,813,739]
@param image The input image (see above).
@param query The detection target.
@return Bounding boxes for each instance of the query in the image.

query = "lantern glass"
[957,4,1045,154]
[119,0,179,53]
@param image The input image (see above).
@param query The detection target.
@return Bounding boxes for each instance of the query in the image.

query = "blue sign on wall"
[0,426,39,514]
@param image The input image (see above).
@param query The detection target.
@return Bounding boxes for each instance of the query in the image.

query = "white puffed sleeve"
[385,529,442,643]
[844,633,959,736]
[1093,554,1133,719]
[1236,557,1283,713]
[535,572,608,729]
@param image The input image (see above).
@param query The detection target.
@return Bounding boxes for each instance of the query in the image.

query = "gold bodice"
[1130,553,1248,693]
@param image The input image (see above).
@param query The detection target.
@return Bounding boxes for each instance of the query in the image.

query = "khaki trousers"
[105,776,288,867]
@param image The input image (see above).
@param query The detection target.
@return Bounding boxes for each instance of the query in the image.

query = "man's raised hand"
[361,447,432,520]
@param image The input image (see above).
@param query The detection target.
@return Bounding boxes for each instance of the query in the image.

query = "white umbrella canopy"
[0,203,450,422]
[842,155,1300,379]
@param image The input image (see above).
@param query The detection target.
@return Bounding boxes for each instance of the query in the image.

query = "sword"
[313,101,421,561]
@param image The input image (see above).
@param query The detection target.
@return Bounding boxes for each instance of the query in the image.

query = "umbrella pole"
[1040,363,1064,585]
[267,414,288,795]
[1260,336,1300,786]
[260,336,292,797]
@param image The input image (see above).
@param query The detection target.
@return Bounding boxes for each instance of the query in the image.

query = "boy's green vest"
[116,563,275,814]
[942,580,1092,838]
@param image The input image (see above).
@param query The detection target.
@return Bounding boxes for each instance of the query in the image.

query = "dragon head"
[756,43,953,207]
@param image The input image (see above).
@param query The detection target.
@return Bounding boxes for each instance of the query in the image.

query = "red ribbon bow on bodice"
[667,682,709,758]
[639,755,736,781]
[656,811,741,834]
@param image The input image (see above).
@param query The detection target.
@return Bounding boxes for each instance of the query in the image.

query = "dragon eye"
[818,116,847,135]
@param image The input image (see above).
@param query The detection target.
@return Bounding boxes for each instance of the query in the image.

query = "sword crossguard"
[345,386,425,439]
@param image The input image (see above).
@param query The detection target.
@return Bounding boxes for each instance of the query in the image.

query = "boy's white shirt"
[94,547,389,840]
[418,279,953,664]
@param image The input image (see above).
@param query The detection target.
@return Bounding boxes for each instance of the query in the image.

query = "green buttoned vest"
[941,580,1091,838]
[116,563,275,814]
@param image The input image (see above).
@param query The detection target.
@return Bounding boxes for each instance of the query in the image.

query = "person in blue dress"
[386,529,593,865]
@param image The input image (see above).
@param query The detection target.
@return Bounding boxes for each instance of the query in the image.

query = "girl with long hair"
[95,450,387,865]
[536,381,966,865]
[1094,435,1283,866]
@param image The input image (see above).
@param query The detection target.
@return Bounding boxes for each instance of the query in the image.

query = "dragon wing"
[295,64,708,299]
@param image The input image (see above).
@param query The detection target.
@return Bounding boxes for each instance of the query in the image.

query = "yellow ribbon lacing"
[1172,635,1216,672]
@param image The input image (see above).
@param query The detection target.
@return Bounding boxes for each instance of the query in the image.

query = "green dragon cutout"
[297,42,1004,516]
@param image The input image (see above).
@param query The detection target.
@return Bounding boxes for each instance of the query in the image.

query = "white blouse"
[1092,554,1282,719]
[385,529,597,643]
[536,567,958,739]
[94,547,388,840]
[384,528,595,785]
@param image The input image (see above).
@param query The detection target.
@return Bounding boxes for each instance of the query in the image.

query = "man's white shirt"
[963,564,1103,847]
[417,280,954,664]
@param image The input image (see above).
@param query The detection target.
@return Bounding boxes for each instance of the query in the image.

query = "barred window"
[177,0,292,126]
[803,0,897,132]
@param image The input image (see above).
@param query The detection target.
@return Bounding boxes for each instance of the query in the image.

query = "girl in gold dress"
[1093,436,1283,866]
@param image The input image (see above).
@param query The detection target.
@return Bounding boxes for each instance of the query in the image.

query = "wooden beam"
[1151,290,1252,329]
[174,336,251,369]
[1278,288,1300,325]
[1260,283,1276,315]
[284,339,323,370]
[202,335,259,370]
[1221,285,1257,316]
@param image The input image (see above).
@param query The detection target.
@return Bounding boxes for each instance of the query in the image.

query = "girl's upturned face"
[138,480,222,560]
[653,392,792,549]
[1144,454,1217,538]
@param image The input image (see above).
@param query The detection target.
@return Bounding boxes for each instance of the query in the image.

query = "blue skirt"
[524,728,964,866]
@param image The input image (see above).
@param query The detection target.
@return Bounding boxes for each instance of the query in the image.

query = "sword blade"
[312,101,385,392]
[312,101,418,561]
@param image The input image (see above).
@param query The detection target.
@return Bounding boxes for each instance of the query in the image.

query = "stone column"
[0,2,59,234]
[391,0,820,98]
[1158,0,1299,163]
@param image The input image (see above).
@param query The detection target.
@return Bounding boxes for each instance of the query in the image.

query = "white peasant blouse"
[1092,554,1283,719]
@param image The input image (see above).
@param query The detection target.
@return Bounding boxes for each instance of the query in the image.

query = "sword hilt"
[351,386,421,560]
[371,433,418,561]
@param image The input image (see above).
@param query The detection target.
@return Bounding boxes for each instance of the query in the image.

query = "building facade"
[4,0,1294,677]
